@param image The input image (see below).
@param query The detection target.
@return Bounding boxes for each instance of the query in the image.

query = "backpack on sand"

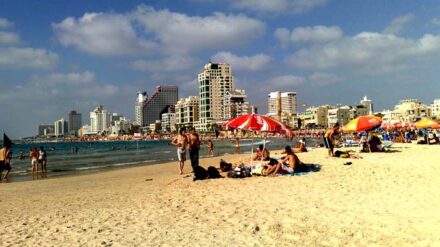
[207,166,222,179]
[193,166,208,181]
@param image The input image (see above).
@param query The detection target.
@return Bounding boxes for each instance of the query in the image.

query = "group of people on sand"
[252,144,306,176]
[29,147,47,174]
[171,128,214,175]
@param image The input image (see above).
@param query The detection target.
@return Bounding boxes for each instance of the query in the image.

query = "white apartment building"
[110,117,131,136]
[54,118,67,136]
[176,96,199,130]
[431,99,440,119]
[327,105,351,127]
[161,113,176,133]
[268,91,297,117]
[393,99,431,122]
[224,89,249,120]
[134,91,148,126]
[198,62,233,131]
[302,105,332,128]
[90,105,111,133]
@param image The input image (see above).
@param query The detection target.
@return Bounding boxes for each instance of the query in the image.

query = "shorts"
[0,161,11,171]
[31,158,38,167]
[323,137,334,149]
[177,149,186,162]
[281,164,294,174]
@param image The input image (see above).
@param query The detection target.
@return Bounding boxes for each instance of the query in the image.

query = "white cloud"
[53,6,265,57]
[232,0,327,14]
[0,31,20,44]
[132,5,265,55]
[384,13,415,34]
[286,32,440,74]
[0,17,13,28]
[52,12,158,56]
[308,72,343,86]
[33,71,96,85]
[275,26,343,46]
[211,51,271,71]
[0,47,58,69]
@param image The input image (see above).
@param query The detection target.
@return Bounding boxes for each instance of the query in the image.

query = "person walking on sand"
[0,145,12,181]
[171,128,188,175]
[324,123,340,157]
[188,127,201,171]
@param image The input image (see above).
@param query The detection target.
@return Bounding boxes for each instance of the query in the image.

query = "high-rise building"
[224,89,249,120]
[90,105,111,132]
[360,96,373,115]
[198,62,234,130]
[68,110,82,136]
[142,86,178,127]
[134,91,148,126]
[161,113,176,133]
[176,96,199,129]
[54,118,68,136]
[268,91,297,117]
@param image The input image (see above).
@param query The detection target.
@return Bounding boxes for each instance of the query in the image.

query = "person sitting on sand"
[265,146,304,176]
[294,138,307,153]
[253,144,270,161]
[171,128,188,175]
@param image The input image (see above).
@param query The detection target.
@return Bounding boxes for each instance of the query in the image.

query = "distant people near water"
[234,137,240,154]
[18,151,24,160]
[29,147,39,174]
[171,128,188,175]
[265,146,304,176]
[207,140,214,156]
[188,127,201,171]
[0,145,12,181]
[324,123,340,157]
[294,138,307,153]
[38,146,47,172]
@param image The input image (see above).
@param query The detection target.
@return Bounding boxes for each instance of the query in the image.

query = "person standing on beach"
[0,146,12,181]
[29,147,39,173]
[38,146,47,172]
[188,127,201,171]
[324,123,340,157]
[207,140,214,156]
[171,128,188,174]
[234,137,240,154]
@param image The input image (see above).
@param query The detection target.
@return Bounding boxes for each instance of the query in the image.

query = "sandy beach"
[1,143,440,246]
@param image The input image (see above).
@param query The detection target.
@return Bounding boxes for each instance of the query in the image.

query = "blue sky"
[1,0,440,138]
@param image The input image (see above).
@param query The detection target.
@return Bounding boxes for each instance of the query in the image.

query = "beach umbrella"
[415,118,440,129]
[343,115,382,132]
[223,114,293,136]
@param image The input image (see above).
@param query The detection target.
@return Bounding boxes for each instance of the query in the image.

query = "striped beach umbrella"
[415,118,440,129]
[343,115,382,132]
[223,114,292,136]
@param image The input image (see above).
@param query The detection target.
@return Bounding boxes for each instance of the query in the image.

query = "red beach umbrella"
[223,114,293,136]
[343,115,382,132]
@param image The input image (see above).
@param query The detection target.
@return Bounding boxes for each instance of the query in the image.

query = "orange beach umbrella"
[414,118,440,129]
[343,115,382,132]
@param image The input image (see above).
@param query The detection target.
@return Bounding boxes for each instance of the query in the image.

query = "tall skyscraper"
[68,110,82,136]
[268,91,297,117]
[198,62,234,130]
[54,118,68,136]
[90,105,111,132]
[134,91,148,126]
[142,86,178,126]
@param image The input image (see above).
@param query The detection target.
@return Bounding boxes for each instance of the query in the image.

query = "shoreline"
[1,143,439,245]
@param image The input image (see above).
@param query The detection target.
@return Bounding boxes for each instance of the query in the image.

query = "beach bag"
[227,166,247,178]
[219,159,232,172]
[193,166,208,181]
[207,166,222,179]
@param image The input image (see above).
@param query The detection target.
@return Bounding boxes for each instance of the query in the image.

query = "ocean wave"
[75,165,108,171]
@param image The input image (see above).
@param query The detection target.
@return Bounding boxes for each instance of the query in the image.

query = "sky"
[1,0,440,138]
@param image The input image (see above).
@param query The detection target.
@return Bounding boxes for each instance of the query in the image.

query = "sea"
[5,138,307,182]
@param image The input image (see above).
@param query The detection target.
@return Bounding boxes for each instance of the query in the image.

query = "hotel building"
[142,86,178,127]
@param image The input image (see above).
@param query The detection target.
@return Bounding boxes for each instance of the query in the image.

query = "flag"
[3,133,13,148]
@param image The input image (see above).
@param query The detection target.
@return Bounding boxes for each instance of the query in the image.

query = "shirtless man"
[172,129,188,174]
[324,123,340,157]
[266,146,303,176]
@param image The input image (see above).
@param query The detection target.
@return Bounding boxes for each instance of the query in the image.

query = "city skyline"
[2,1,440,138]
